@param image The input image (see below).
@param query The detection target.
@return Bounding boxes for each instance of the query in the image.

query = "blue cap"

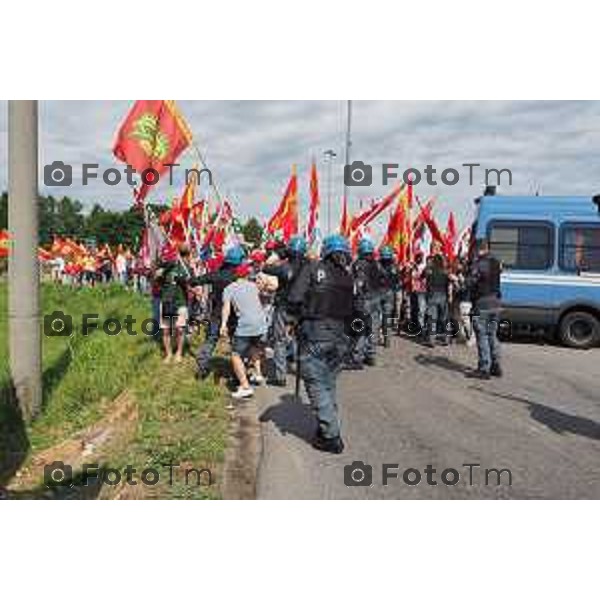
[224,245,245,266]
[379,245,394,260]
[358,238,375,257]
[321,234,351,257]
[288,235,307,256]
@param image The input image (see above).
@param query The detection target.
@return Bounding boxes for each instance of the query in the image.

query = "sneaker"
[490,363,503,377]
[231,386,254,400]
[312,434,345,454]
[249,374,266,386]
[364,356,376,367]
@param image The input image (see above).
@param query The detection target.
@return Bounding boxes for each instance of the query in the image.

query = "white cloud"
[1,100,600,232]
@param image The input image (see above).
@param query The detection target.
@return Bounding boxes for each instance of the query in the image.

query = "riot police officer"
[378,245,401,347]
[351,238,385,366]
[287,234,355,454]
[424,253,451,347]
[194,245,244,379]
[468,240,502,379]
[262,235,308,386]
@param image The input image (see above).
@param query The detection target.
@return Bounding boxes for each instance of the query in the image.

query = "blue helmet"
[321,234,350,258]
[224,245,245,266]
[379,245,394,260]
[288,235,307,256]
[358,238,375,257]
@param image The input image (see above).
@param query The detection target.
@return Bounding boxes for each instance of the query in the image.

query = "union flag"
[267,167,298,242]
[113,100,193,203]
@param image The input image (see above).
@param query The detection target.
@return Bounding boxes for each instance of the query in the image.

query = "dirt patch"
[221,398,261,500]
[7,391,138,494]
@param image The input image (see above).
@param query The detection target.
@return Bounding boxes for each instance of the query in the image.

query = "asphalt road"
[255,336,600,499]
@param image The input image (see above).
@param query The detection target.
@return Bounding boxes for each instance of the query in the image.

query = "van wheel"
[558,311,600,349]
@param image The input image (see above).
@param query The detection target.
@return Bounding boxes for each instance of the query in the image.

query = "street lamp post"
[323,149,337,235]
[8,100,42,421]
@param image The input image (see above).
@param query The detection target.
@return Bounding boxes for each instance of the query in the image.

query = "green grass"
[0,281,227,499]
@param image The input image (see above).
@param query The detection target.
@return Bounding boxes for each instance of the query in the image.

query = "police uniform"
[424,255,450,346]
[352,250,385,365]
[262,238,307,385]
[379,250,401,346]
[469,252,502,377]
[287,236,354,453]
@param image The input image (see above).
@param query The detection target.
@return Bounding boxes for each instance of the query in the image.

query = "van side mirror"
[593,195,600,213]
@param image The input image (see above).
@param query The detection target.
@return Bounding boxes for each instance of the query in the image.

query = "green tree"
[0,192,7,230]
[241,217,264,248]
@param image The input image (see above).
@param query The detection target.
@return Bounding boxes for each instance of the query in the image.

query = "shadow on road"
[414,353,471,374]
[482,390,600,441]
[259,393,315,444]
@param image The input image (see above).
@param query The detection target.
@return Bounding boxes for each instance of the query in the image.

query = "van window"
[560,224,600,272]
[489,222,554,270]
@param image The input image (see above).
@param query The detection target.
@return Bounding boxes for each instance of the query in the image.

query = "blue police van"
[474,191,600,348]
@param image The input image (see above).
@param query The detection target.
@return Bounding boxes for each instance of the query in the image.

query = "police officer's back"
[287,234,355,454]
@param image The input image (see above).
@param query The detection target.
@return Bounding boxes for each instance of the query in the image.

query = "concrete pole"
[8,100,42,421]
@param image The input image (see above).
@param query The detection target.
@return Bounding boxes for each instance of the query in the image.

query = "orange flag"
[0,230,10,258]
[267,167,298,242]
[306,161,320,244]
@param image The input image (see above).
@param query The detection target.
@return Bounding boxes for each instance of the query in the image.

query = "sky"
[1,100,600,234]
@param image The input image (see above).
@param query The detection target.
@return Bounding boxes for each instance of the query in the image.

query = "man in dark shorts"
[220,263,268,399]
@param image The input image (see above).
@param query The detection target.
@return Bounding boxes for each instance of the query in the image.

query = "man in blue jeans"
[468,240,503,380]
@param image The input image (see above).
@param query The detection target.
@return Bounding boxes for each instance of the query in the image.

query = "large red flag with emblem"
[113,100,193,203]
[267,167,298,242]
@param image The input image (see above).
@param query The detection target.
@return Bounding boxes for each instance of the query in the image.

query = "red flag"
[306,161,320,243]
[0,230,10,258]
[419,199,445,247]
[444,212,458,260]
[113,100,193,203]
[340,195,350,236]
[267,167,298,242]
[383,187,411,263]
[349,183,404,234]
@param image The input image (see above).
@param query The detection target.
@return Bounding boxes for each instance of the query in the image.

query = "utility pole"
[343,100,353,211]
[8,100,42,421]
[323,149,337,235]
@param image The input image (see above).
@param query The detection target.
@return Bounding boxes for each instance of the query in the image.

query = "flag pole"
[343,100,353,218]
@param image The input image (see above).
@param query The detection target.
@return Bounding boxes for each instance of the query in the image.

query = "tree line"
[0,192,265,250]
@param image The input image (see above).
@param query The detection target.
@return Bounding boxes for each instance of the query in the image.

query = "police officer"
[194,245,244,379]
[424,252,451,347]
[378,245,400,347]
[287,234,355,454]
[351,238,385,366]
[468,240,502,379]
[262,235,308,386]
